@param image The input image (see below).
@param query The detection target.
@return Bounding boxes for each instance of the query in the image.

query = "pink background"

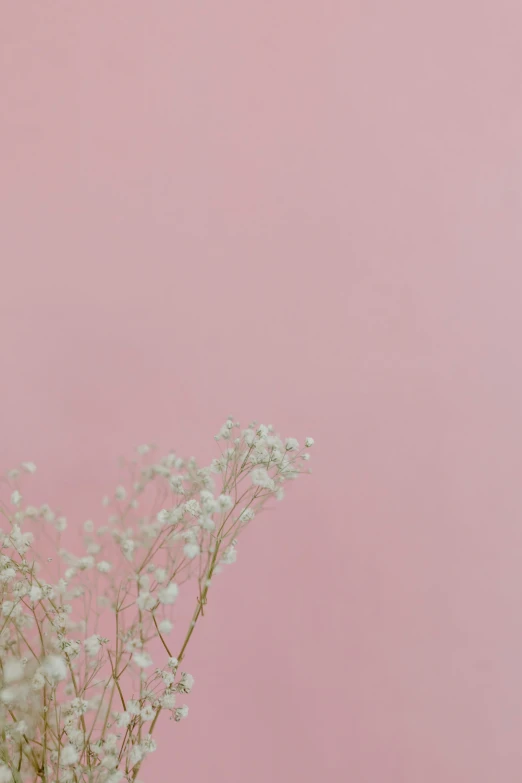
[2,1,522,780]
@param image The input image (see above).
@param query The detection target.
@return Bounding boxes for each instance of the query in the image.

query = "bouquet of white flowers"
[0,418,314,783]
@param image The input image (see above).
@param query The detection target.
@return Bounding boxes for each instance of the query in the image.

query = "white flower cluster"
[0,419,313,782]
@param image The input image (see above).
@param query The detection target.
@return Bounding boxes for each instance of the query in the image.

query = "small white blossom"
[2,601,15,617]
[178,672,194,693]
[136,592,156,611]
[140,704,155,721]
[29,585,43,603]
[0,764,12,783]
[183,542,200,560]
[42,654,68,683]
[61,745,78,765]
[158,583,179,605]
[133,651,153,668]
[101,754,118,770]
[116,711,131,727]
[21,462,37,473]
[184,499,201,518]
[97,560,112,573]
[174,704,189,721]
[4,660,24,684]
[84,635,102,657]
[156,509,171,525]
[217,494,233,512]
[11,490,22,506]
[305,437,314,447]
[141,735,157,754]
[158,619,173,634]
[222,545,237,565]
[285,437,300,451]
[160,692,176,709]
[31,671,45,690]
[71,697,88,716]
[251,467,275,490]
[129,746,143,765]
[200,490,218,513]
[209,457,224,474]
[121,539,135,561]
[200,514,215,531]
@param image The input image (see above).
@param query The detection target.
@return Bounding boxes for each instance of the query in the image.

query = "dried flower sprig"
[0,418,313,783]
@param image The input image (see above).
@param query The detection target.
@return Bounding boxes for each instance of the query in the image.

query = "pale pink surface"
[2,1,522,780]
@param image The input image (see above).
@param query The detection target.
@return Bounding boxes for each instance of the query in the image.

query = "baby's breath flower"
[133,651,153,669]
[31,671,45,690]
[71,697,89,716]
[222,545,237,565]
[0,764,12,783]
[4,659,24,684]
[11,489,22,506]
[129,745,143,766]
[183,542,200,560]
[251,467,275,490]
[160,692,176,709]
[158,583,179,605]
[61,745,79,765]
[0,417,313,781]
[174,705,189,722]
[116,711,131,727]
[42,654,67,683]
[184,499,200,518]
[178,672,194,693]
[158,619,173,634]
[140,705,155,721]
[84,635,102,657]
[239,507,255,523]
[0,568,16,583]
[29,585,43,603]
[136,592,156,611]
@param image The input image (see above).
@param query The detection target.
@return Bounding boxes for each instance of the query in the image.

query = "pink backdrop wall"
[2,2,522,780]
